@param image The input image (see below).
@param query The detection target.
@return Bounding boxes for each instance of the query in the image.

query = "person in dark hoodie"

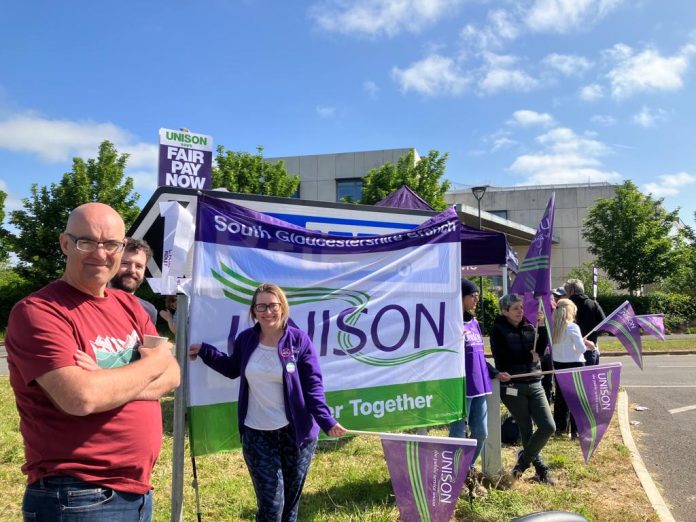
[563,279,606,366]
[449,279,510,496]
[491,293,556,485]
[189,283,346,522]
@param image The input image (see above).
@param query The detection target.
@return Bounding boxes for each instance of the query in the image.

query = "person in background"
[189,283,346,522]
[491,294,556,485]
[449,279,510,496]
[564,279,605,366]
[110,237,158,325]
[551,299,596,439]
[160,295,178,335]
[6,202,179,521]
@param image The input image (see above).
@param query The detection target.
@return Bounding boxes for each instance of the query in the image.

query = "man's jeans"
[22,475,152,521]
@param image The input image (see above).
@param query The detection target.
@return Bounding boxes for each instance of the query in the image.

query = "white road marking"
[668,404,696,414]
[656,365,696,368]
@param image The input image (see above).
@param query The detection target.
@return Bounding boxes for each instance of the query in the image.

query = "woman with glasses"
[189,283,346,522]
[490,293,556,485]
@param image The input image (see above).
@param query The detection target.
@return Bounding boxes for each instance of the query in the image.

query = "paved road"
[619,353,696,522]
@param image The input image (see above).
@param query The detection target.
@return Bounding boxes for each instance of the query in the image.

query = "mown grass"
[0,377,660,521]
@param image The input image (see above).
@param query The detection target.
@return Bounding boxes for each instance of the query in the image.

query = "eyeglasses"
[253,302,281,313]
[65,233,126,254]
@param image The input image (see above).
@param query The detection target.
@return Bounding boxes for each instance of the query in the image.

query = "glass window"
[489,209,508,219]
[336,179,363,203]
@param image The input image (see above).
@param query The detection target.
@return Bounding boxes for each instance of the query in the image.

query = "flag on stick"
[381,433,477,522]
[554,363,622,462]
[510,194,556,326]
[587,301,643,369]
[636,314,665,341]
[592,264,598,300]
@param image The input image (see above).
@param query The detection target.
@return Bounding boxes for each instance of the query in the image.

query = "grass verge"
[0,377,659,521]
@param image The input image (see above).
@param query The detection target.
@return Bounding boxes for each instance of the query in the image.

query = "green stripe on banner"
[188,377,465,456]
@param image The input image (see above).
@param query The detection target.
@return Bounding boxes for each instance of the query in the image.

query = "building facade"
[267,148,616,287]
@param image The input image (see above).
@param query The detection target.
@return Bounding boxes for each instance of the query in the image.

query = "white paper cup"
[142,334,169,348]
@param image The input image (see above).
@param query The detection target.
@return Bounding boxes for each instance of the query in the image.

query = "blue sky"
[1,0,695,226]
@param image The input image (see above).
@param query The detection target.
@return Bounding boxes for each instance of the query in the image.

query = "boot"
[533,458,557,486]
[511,450,529,479]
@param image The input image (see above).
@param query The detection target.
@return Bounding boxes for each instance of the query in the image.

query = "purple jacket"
[198,323,337,448]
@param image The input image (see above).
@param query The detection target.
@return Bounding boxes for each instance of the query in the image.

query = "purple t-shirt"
[464,318,492,398]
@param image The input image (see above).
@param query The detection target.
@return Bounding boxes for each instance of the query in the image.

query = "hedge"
[597,292,696,333]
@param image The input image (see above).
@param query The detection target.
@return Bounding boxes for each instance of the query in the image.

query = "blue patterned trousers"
[241,424,317,522]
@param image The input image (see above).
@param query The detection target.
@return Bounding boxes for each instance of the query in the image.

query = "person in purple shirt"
[449,279,510,495]
[189,283,346,522]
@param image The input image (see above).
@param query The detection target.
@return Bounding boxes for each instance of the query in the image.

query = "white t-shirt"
[553,323,587,363]
[243,343,289,431]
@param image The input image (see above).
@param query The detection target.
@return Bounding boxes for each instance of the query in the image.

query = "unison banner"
[555,362,622,462]
[381,434,476,522]
[188,195,464,455]
[636,314,665,341]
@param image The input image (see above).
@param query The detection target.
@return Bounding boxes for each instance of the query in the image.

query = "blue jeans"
[449,395,488,468]
[242,425,317,522]
[22,475,152,521]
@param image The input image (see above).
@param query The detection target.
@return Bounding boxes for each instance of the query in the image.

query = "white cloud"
[579,83,603,101]
[0,114,132,162]
[492,136,517,151]
[643,172,696,197]
[363,80,380,98]
[525,0,625,34]
[509,109,555,127]
[0,114,159,192]
[591,114,616,126]
[392,54,470,96]
[478,53,539,93]
[606,43,696,98]
[460,9,519,54]
[543,53,593,76]
[128,170,158,193]
[309,0,460,38]
[509,126,620,185]
[316,105,336,118]
[632,106,668,128]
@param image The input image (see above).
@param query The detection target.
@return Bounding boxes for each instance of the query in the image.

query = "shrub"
[597,292,696,333]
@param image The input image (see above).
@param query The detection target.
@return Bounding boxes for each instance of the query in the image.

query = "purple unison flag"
[381,434,476,522]
[510,193,555,298]
[594,301,644,369]
[554,363,621,462]
[636,314,666,341]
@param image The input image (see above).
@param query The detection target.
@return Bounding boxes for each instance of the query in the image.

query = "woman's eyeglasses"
[253,302,281,313]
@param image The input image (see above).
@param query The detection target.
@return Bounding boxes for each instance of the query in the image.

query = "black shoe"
[533,460,556,486]
[570,432,580,440]
[512,450,529,479]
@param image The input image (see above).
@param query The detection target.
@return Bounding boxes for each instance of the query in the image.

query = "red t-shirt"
[6,280,162,494]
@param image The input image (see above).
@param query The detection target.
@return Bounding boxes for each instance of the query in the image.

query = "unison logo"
[211,262,458,367]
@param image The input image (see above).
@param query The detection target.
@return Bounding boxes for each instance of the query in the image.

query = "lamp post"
[471,186,488,335]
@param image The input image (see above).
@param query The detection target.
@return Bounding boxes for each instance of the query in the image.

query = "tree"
[9,141,141,287]
[359,149,452,211]
[654,215,696,296]
[212,145,300,197]
[564,262,615,297]
[582,180,682,295]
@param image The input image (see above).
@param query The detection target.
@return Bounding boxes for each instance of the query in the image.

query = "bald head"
[60,203,127,297]
[66,203,125,236]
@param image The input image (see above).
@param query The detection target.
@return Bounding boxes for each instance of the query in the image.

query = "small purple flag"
[555,363,622,462]
[591,301,643,369]
[381,434,476,522]
[510,193,556,298]
[636,314,665,341]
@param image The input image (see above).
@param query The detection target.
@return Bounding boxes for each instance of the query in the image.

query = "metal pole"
[483,379,502,478]
[171,294,189,522]
[477,200,484,336]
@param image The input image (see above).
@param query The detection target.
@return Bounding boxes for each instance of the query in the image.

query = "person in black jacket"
[491,294,556,485]
[564,279,606,366]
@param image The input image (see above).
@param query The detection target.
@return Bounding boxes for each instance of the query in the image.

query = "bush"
[0,270,36,332]
[597,292,696,333]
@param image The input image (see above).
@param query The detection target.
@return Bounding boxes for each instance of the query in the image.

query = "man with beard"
[111,238,158,325]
